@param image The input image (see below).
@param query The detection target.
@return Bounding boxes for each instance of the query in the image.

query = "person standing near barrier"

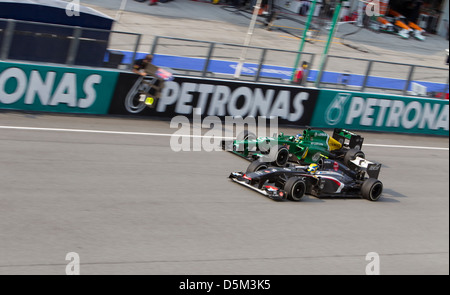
[293,61,309,86]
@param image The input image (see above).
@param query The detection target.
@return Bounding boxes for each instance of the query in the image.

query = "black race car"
[229,156,383,202]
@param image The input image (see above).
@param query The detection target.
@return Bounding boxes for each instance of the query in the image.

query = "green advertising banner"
[311,89,449,136]
[0,61,119,114]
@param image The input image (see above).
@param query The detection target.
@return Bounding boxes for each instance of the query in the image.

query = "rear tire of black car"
[361,178,383,202]
[284,177,306,201]
[344,149,365,167]
[273,146,290,167]
[246,161,269,173]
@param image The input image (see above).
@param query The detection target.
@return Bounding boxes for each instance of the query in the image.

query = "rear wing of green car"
[332,128,364,150]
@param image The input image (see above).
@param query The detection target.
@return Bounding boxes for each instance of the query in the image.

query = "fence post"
[150,36,159,55]
[202,42,215,78]
[403,65,415,95]
[444,74,449,97]
[306,53,315,85]
[0,19,16,60]
[315,55,329,88]
[254,48,267,82]
[361,60,373,92]
[129,33,142,70]
[308,54,315,71]
[66,26,82,65]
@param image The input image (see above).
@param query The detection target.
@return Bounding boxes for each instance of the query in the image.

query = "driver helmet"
[307,163,319,174]
[294,134,303,141]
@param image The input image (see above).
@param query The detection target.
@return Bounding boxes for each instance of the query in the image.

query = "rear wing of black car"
[332,128,364,150]
[349,157,382,179]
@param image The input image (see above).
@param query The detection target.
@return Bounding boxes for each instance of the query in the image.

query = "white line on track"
[0,125,209,138]
[363,143,449,151]
[0,125,448,151]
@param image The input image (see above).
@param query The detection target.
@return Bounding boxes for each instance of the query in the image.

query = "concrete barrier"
[311,89,449,136]
[1,61,448,137]
[0,61,119,114]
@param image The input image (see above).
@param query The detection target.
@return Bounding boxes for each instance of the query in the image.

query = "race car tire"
[236,130,256,141]
[235,130,257,153]
[246,161,269,173]
[361,178,383,202]
[344,149,365,167]
[271,145,290,167]
[284,177,306,201]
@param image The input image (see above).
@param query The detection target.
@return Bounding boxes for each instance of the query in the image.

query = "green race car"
[222,128,365,167]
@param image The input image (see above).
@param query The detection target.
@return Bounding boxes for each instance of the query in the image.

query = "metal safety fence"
[316,55,450,97]
[149,36,449,98]
[0,18,141,69]
[149,35,316,83]
[0,18,448,99]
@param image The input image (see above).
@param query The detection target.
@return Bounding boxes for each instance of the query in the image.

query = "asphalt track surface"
[0,112,448,275]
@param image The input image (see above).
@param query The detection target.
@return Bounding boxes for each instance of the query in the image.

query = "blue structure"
[0,0,114,67]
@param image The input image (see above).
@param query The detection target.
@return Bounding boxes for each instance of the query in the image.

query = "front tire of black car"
[344,149,365,166]
[361,178,383,202]
[246,161,269,173]
[284,177,306,201]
